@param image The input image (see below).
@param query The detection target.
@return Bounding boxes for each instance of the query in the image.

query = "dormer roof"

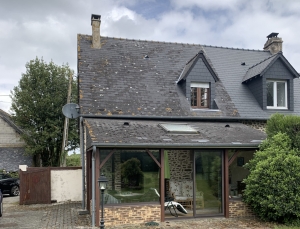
[177,50,219,83]
[243,52,300,83]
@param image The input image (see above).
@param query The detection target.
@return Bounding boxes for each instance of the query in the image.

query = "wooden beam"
[228,150,240,166]
[99,149,116,169]
[146,149,161,168]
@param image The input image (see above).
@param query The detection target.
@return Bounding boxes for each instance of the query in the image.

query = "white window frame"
[266,80,288,109]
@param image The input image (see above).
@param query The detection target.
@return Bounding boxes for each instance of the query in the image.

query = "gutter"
[80,117,85,210]
[79,114,268,122]
[86,143,261,151]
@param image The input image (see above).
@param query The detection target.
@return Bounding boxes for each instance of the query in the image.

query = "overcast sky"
[1,0,300,113]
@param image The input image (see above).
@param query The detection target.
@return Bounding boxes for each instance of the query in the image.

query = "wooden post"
[160,149,165,222]
[224,149,229,218]
[60,72,73,167]
[95,148,100,227]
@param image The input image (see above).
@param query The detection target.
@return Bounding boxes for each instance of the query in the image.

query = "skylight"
[158,123,199,134]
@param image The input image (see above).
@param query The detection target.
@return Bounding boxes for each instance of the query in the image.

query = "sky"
[1,0,300,113]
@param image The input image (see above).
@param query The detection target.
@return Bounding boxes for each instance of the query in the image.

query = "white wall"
[51,169,82,202]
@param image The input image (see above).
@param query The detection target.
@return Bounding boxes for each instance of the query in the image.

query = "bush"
[66,153,81,166]
[243,133,300,223]
[266,114,300,149]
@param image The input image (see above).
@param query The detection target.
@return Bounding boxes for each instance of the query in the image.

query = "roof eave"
[87,142,261,149]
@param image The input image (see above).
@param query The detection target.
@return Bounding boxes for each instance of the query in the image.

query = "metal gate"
[19,167,51,204]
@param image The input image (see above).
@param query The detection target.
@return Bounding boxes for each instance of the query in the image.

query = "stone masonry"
[229,199,255,218]
[100,204,160,226]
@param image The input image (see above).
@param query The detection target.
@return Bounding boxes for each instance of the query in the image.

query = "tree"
[10,57,78,167]
[121,158,144,188]
[243,132,300,224]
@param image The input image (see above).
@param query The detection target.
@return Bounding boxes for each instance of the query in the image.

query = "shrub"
[66,153,81,166]
[243,133,300,223]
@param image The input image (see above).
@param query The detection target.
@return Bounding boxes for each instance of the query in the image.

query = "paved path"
[0,195,91,229]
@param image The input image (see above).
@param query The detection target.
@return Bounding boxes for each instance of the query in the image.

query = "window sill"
[266,107,288,110]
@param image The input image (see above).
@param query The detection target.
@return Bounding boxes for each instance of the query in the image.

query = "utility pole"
[60,73,73,167]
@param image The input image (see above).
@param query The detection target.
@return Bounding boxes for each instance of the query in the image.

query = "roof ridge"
[79,34,205,46]
[202,44,266,52]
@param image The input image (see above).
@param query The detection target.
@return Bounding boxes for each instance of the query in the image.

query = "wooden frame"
[191,87,210,108]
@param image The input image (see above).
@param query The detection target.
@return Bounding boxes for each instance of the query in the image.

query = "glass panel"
[200,88,208,107]
[229,151,255,198]
[159,123,198,134]
[267,81,274,106]
[100,149,160,205]
[166,150,193,218]
[190,87,197,106]
[195,150,222,215]
[277,82,286,107]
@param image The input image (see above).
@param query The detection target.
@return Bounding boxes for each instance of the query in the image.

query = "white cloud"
[0,0,300,113]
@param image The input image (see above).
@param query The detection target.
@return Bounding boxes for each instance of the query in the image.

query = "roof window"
[158,123,198,134]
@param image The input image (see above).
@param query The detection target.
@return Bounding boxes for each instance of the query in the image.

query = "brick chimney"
[263,32,283,54]
[91,14,101,49]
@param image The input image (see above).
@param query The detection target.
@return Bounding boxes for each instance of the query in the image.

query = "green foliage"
[243,132,300,223]
[121,158,144,188]
[10,57,79,167]
[66,153,81,167]
[266,113,300,149]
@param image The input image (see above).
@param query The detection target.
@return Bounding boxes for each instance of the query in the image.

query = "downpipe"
[91,145,96,227]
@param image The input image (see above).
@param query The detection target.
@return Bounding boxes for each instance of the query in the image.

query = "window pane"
[267,81,274,106]
[277,82,286,107]
[200,88,208,107]
[100,150,160,205]
[195,150,223,215]
[191,87,197,106]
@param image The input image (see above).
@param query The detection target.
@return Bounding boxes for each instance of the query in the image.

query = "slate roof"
[243,52,299,83]
[0,109,23,134]
[243,53,278,82]
[177,51,218,83]
[84,118,266,149]
[78,35,300,120]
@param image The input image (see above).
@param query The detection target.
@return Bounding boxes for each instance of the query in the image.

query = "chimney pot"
[263,32,283,54]
[91,14,101,49]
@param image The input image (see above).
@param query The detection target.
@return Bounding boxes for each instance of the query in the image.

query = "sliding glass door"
[194,150,223,215]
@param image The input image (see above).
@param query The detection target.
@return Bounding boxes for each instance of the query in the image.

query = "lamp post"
[98,173,108,229]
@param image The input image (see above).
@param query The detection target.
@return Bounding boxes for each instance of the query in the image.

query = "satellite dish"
[62,103,80,119]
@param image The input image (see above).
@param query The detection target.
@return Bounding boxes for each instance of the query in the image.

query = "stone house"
[77,14,300,227]
[0,109,32,171]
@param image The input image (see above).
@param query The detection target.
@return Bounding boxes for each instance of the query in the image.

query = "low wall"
[51,168,82,202]
[229,199,255,218]
[99,204,160,226]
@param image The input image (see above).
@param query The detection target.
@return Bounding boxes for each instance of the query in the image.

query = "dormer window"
[267,80,287,109]
[190,82,210,108]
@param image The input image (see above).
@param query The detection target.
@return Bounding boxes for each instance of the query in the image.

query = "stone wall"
[99,204,160,226]
[241,120,266,132]
[167,150,192,181]
[229,199,255,218]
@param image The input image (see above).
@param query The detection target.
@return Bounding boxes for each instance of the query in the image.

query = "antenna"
[62,103,80,119]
